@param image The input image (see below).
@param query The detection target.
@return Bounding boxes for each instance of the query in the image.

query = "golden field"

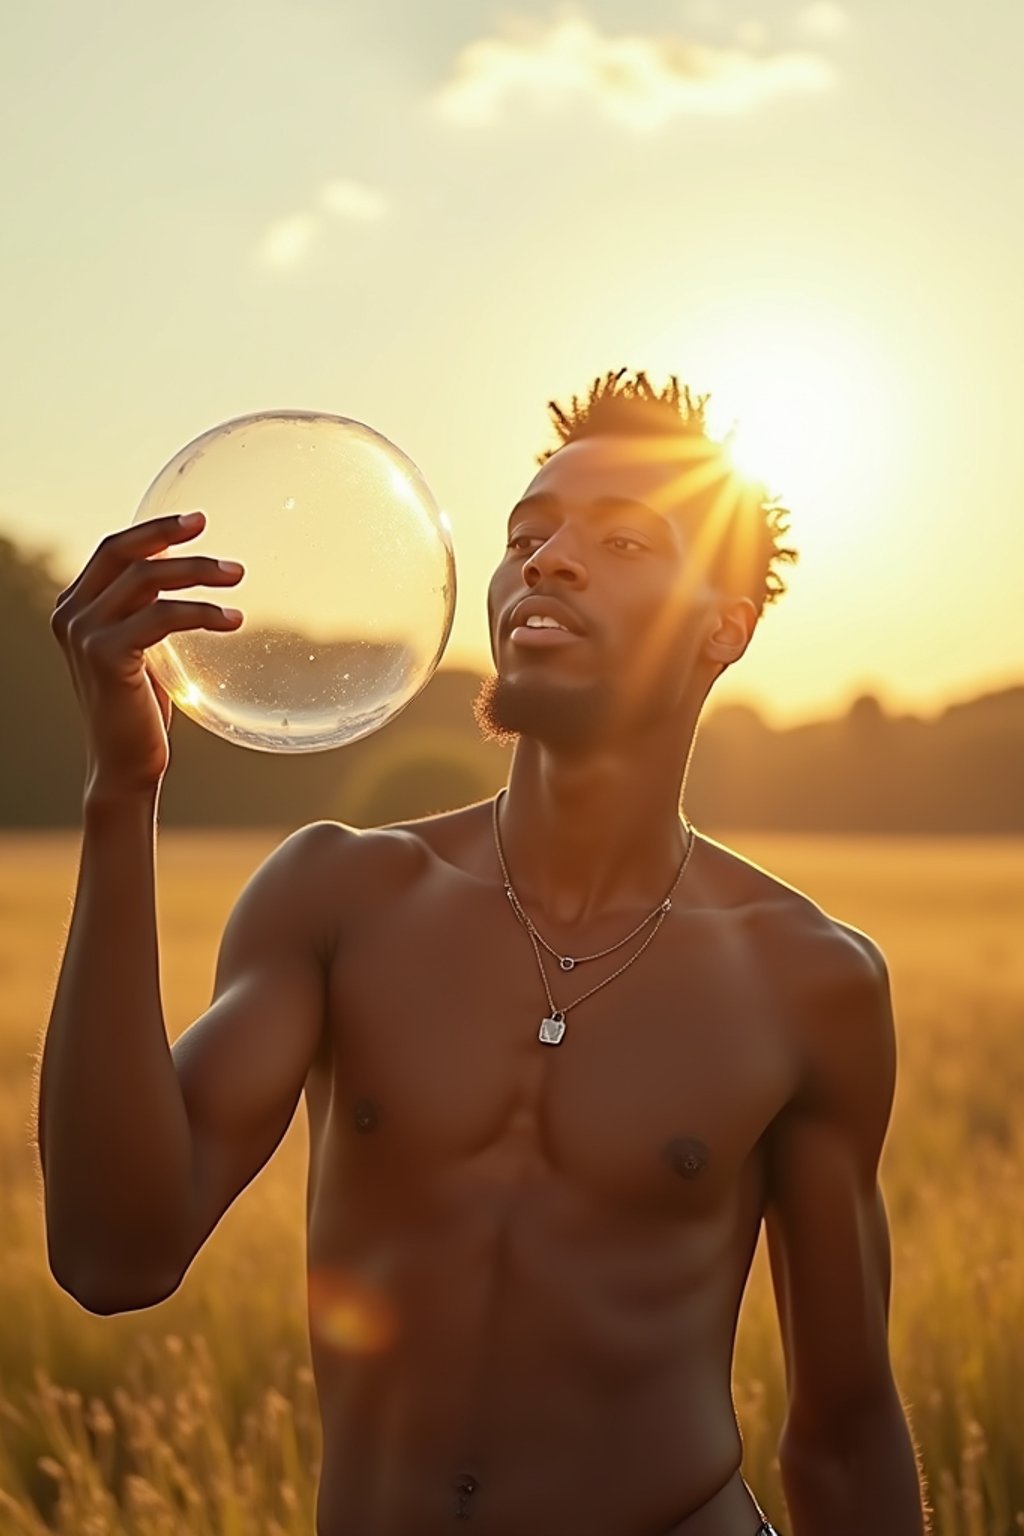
[0,829,1022,1535]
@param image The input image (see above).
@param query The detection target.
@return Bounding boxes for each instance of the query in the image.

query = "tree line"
[4,533,1021,832]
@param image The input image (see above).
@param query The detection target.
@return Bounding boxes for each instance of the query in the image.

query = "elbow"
[46,1241,183,1315]
[779,1424,840,1480]
[43,1192,189,1314]
[55,1264,182,1315]
[780,1375,906,1468]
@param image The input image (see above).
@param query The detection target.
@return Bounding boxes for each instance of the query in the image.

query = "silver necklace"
[496,791,688,971]
[492,789,697,1045]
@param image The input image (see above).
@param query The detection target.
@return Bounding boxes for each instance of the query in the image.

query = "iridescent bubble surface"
[132,411,456,752]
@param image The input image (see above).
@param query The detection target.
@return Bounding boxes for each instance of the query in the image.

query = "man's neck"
[497,727,697,927]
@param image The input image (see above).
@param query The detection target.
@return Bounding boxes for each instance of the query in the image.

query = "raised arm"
[37,508,337,1314]
[764,926,929,1535]
[38,813,339,1314]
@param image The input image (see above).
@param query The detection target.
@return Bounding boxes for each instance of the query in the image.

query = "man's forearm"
[37,787,193,1309]
[779,1389,929,1536]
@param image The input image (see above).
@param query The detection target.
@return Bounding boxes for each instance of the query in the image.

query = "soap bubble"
[132,410,456,753]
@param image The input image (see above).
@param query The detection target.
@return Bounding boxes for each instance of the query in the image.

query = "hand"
[50,511,245,799]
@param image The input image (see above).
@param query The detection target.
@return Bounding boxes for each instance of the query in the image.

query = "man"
[38,370,929,1534]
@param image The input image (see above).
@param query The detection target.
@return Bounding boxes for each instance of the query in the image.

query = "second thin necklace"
[492,788,698,1045]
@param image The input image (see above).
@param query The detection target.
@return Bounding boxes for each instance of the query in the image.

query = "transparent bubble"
[132,411,456,753]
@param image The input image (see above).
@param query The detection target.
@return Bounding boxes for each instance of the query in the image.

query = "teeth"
[524,614,567,630]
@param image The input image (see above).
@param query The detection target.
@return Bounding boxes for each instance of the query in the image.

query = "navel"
[663,1136,710,1180]
[353,1097,381,1134]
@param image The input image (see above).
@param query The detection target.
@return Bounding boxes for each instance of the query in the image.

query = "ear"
[702,596,758,670]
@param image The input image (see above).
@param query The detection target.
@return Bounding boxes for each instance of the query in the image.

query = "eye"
[606,535,646,553]
[506,533,543,552]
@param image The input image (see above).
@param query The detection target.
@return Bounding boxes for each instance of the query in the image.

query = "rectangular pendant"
[539,1014,566,1045]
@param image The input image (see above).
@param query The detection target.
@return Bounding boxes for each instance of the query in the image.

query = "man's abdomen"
[307,1177,757,1536]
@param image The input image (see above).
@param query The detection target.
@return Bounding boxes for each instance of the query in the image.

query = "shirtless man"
[38,371,929,1535]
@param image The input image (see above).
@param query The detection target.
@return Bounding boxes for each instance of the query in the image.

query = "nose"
[522,529,588,589]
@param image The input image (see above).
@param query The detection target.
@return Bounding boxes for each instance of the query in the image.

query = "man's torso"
[296,802,840,1535]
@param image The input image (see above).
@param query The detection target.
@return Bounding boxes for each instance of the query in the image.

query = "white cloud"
[254,213,320,270]
[434,10,833,132]
[254,179,389,271]
[320,179,390,222]
[797,2,849,39]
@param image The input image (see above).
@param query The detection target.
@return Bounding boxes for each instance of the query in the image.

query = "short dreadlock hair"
[539,369,797,613]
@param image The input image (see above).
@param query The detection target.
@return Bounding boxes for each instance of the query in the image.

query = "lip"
[509,625,582,648]
[507,594,587,638]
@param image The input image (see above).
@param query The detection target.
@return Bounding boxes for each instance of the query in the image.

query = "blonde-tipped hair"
[539,368,798,612]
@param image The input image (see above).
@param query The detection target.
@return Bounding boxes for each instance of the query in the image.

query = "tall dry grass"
[0,829,1021,1534]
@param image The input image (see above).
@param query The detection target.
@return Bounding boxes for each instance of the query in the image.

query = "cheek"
[485,571,505,659]
[620,582,701,682]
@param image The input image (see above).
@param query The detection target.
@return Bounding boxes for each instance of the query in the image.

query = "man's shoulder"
[698,838,894,1117]
[277,799,492,899]
[695,832,888,996]
[255,812,448,922]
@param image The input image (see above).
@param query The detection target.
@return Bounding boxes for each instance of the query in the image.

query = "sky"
[1,0,1022,724]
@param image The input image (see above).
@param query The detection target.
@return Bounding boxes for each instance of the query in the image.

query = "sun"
[697,316,898,556]
[721,365,846,499]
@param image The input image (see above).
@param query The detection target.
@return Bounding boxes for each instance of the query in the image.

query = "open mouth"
[507,596,586,646]
[509,620,582,648]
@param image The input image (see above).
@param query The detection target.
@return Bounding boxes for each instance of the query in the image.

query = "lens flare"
[307,1265,400,1355]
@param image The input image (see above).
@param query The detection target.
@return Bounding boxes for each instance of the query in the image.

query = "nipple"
[453,1471,479,1519]
[353,1097,380,1134]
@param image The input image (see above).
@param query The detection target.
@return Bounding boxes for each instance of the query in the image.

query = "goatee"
[473,672,612,753]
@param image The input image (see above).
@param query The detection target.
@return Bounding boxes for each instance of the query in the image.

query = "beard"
[473,671,613,753]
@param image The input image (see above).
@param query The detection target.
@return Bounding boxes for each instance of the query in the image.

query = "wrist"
[83,773,161,821]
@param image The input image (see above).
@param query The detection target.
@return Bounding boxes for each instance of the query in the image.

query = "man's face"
[483,435,724,750]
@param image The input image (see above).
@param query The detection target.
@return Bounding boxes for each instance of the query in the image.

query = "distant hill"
[3,532,1022,832]
[688,688,1024,833]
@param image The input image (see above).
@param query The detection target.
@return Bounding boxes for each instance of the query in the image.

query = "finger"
[85,599,243,675]
[52,512,210,620]
[85,553,245,627]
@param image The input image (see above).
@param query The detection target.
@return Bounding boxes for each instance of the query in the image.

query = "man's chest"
[320,875,799,1220]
